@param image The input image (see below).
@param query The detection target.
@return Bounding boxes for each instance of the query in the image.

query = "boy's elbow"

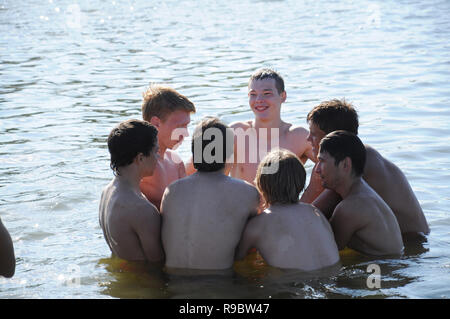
[1,261,15,278]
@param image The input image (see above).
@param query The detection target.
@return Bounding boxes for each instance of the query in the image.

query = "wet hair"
[249,68,285,94]
[307,99,359,135]
[255,149,306,206]
[319,130,366,177]
[191,117,234,172]
[141,84,196,122]
[107,119,158,175]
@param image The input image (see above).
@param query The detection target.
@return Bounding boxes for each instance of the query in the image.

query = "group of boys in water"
[0,68,430,280]
[101,68,428,274]
[97,68,429,274]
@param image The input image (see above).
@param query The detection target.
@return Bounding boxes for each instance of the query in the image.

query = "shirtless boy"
[161,117,260,271]
[140,85,196,210]
[186,68,314,183]
[317,131,404,256]
[302,99,429,237]
[99,119,164,263]
[229,68,315,184]
[236,149,339,271]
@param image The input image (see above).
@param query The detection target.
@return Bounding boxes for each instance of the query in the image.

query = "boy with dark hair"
[302,99,429,238]
[99,119,164,263]
[161,117,259,272]
[227,68,315,184]
[186,68,315,184]
[317,131,404,256]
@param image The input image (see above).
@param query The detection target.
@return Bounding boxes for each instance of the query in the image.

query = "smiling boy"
[228,68,315,184]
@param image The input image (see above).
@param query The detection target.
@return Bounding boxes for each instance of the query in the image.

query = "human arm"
[299,140,315,164]
[291,126,316,164]
[0,218,15,278]
[131,204,164,263]
[312,189,342,220]
[300,163,324,204]
[329,202,367,250]
[235,217,261,260]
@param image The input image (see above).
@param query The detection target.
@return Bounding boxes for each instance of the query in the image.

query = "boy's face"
[157,110,191,151]
[315,150,338,190]
[307,121,327,159]
[248,78,286,121]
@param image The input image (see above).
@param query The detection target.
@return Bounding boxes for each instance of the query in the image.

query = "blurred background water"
[0,0,449,298]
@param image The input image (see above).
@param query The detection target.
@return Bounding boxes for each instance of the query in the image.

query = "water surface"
[1,0,449,298]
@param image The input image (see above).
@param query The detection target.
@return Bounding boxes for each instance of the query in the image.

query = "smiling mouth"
[254,105,269,112]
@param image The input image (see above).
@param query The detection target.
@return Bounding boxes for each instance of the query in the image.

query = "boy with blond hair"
[140,85,196,210]
[236,149,339,271]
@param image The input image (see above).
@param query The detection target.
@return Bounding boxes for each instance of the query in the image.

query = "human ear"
[134,153,144,165]
[343,157,352,173]
[280,91,287,103]
[149,116,161,129]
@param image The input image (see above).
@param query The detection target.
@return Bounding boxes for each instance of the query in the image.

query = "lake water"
[1,0,449,299]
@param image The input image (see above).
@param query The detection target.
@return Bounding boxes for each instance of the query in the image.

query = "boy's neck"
[336,177,363,199]
[158,142,168,158]
[115,166,142,192]
[253,116,283,129]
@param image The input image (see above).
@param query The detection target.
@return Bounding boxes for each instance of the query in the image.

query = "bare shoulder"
[161,175,185,194]
[115,189,159,217]
[334,195,374,223]
[298,202,325,216]
[282,122,310,146]
[246,210,267,230]
[130,197,161,223]
[166,148,181,160]
[165,149,184,166]
[365,144,384,156]
[229,120,252,130]
[364,144,387,166]
[226,176,260,207]
[287,123,309,139]
[228,176,258,194]
[334,197,361,217]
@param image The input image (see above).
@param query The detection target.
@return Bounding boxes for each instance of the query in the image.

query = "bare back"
[309,145,429,236]
[237,203,339,271]
[230,120,313,184]
[330,180,404,256]
[161,172,260,270]
[99,179,163,262]
[363,146,429,235]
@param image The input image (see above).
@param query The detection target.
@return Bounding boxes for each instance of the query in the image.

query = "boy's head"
[306,99,359,158]
[255,149,306,206]
[191,117,234,172]
[108,119,158,176]
[248,68,285,95]
[317,130,366,189]
[248,68,287,122]
[142,85,196,150]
